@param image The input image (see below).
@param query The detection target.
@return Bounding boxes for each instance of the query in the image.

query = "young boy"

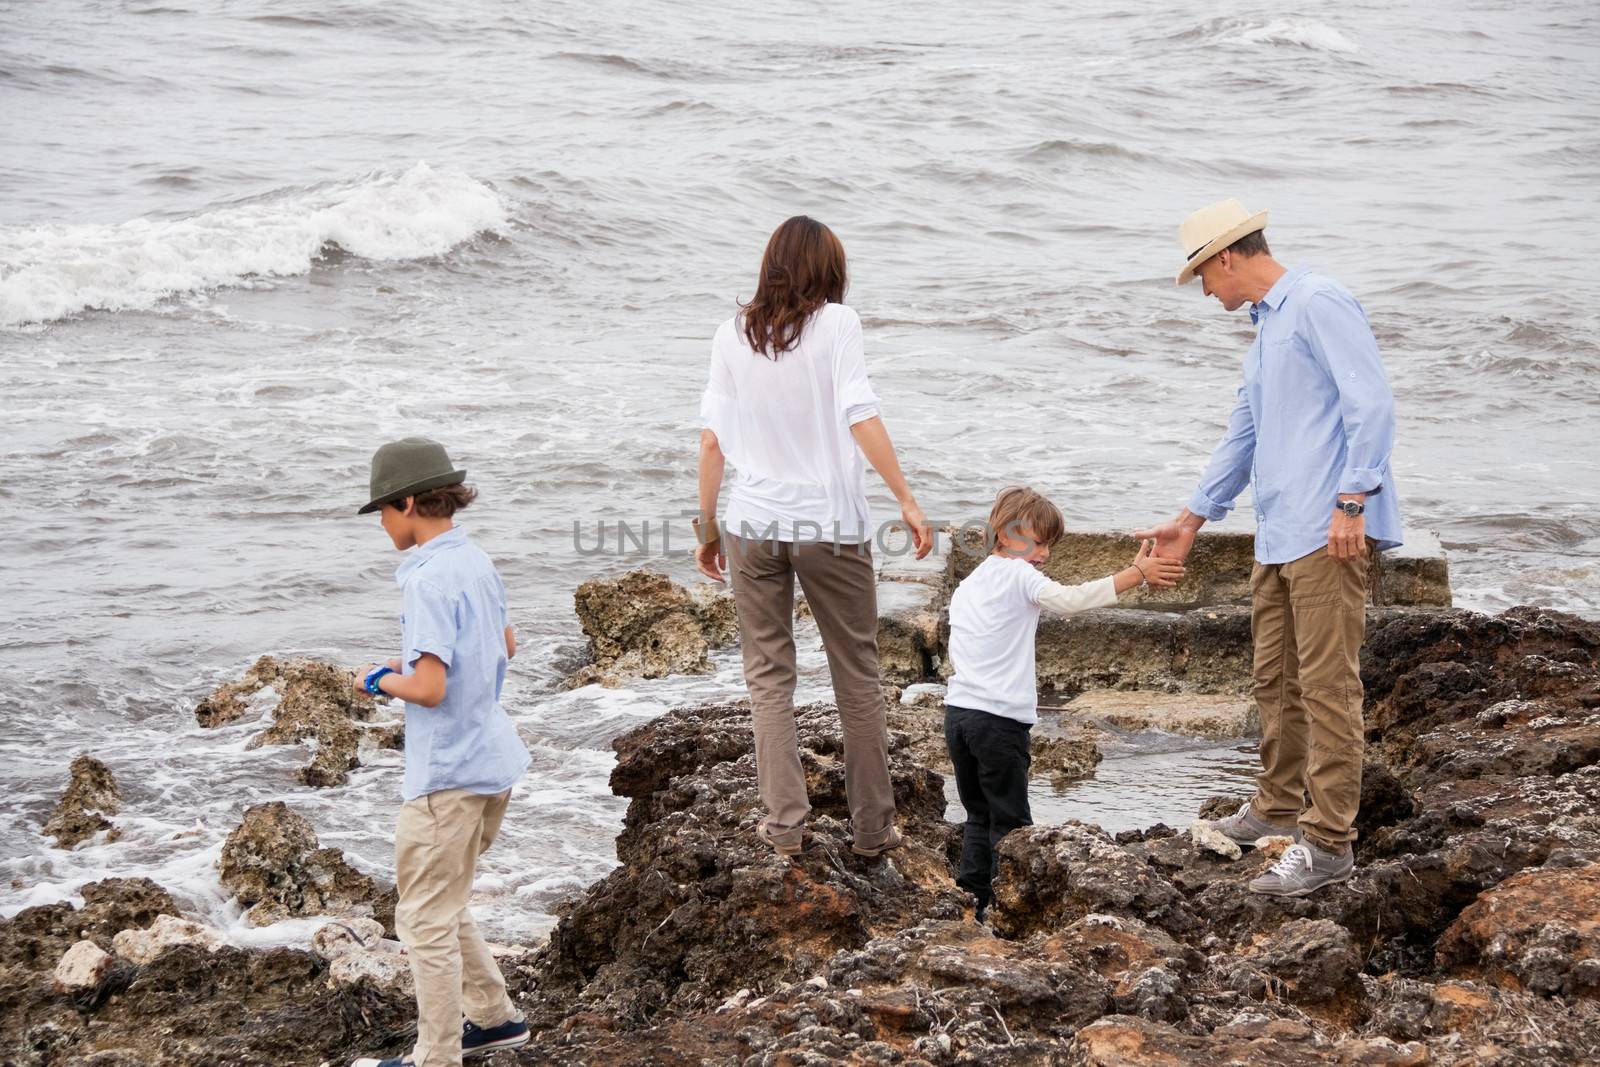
[350,437,532,1067]
[944,486,1183,921]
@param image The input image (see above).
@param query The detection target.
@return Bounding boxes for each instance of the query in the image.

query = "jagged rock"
[1070,1016,1428,1064]
[195,654,286,727]
[1365,974,1600,1056]
[53,940,113,994]
[1197,793,1243,822]
[310,918,385,962]
[1032,730,1103,785]
[1222,918,1361,1010]
[524,701,964,1028]
[43,755,122,849]
[568,570,737,687]
[990,823,1195,940]
[218,802,392,929]
[111,914,225,965]
[1436,862,1600,999]
[0,881,425,1066]
[198,656,382,787]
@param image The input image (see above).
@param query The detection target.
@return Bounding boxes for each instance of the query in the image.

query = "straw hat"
[1175,199,1269,285]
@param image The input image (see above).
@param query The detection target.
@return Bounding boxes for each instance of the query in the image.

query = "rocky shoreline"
[3,604,1598,1064]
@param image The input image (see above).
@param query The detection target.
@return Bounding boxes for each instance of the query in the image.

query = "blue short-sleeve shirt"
[394,527,529,801]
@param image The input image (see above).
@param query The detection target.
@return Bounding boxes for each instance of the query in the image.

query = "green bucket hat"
[358,437,467,514]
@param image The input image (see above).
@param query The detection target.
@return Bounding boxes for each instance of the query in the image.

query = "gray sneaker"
[1247,840,1354,896]
[1212,800,1297,847]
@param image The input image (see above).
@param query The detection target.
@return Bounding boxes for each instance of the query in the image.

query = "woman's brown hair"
[740,216,848,358]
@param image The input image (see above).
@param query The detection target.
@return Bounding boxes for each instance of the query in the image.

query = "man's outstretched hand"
[1134,518,1199,563]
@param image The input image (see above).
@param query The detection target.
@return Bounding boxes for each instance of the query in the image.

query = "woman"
[694,215,932,858]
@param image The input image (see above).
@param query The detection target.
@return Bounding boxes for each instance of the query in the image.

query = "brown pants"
[1249,546,1370,853]
[395,788,518,1067]
[725,534,896,851]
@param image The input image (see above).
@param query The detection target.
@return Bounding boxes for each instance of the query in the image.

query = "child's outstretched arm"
[1037,540,1184,618]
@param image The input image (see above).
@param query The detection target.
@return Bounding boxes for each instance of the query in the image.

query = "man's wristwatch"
[1336,500,1366,518]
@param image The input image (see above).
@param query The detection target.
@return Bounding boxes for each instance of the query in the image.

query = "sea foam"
[0,162,508,327]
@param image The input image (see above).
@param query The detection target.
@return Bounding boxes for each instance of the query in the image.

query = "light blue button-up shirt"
[1187,265,1403,565]
[394,526,529,801]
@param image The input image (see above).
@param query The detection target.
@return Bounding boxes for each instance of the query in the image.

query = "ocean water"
[3,1,1598,944]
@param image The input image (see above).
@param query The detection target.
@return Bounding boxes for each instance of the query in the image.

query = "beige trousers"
[1249,546,1370,852]
[725,534,896,851]
[395,788,517,1067]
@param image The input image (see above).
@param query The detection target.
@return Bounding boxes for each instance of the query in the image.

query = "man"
[1138,199,1401,896]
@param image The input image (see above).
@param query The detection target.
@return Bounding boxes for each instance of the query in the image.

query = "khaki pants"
[395,788,517,1067]
[1249,546,1370,853]
[725,534,896,851]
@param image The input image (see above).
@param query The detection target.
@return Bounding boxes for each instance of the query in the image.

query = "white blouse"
[700,302,881,544]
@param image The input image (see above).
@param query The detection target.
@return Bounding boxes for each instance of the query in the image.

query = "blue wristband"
[364,665,395,696]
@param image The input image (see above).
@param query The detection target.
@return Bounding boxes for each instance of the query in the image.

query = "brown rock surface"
[5,604,1600,1066]
[568,569,737,687]
[43,755,122,849]
[197,655,386,787]
[1436,862,1600,999]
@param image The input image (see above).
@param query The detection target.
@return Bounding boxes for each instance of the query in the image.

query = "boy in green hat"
[350,437,532,1067]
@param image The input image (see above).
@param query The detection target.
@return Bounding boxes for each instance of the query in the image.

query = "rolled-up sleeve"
[832,308,881,425]
[1303,291,1395,496]
[402,579,457,670]
[1187,384,1257,521]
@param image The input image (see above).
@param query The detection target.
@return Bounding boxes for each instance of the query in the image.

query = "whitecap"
[0,161,508,327]
[1227,18,1358,54]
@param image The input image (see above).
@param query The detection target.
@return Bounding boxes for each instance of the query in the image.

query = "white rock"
[716,988,752,1013]
[803,974,828,990]
[111,914,224,965]
[53,939,113,993]
[310,918,385,962]
[1189,822,1243,861]
[328,949,414,994]
[486,940,529,958]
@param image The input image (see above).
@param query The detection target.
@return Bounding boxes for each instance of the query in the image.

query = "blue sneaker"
[463,1013,530,1057]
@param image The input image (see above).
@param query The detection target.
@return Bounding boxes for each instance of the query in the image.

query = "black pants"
[944,704,1032,908]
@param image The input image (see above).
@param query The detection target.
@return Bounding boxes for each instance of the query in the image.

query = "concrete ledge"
[879,524,1452,694]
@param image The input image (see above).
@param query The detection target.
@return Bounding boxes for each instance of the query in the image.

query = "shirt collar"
[395,526,467,587]
[1251,264,1310,323]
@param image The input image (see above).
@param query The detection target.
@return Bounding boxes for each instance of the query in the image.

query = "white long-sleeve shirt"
[699,302,881,544]
[944,554,1119,724]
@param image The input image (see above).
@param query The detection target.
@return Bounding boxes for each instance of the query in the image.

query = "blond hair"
[986,486,1064,552]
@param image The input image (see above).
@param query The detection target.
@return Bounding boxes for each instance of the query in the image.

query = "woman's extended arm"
[850,416,932,559]
[695,429,728,581]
